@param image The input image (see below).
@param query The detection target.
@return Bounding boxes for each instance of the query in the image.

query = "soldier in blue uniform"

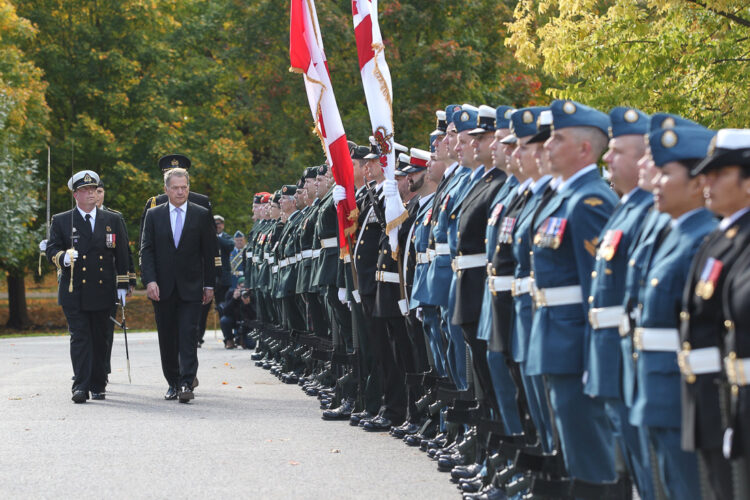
[585,107,655,499]
[680,129,750,500]
[526,100,619,485]
[630,125,717,500]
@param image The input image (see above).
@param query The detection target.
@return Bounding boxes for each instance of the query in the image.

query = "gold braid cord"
[371,42,394,128]
[385,209,408,236]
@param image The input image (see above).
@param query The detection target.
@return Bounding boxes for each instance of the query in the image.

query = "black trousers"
[153,294,201,388]
[63,307,110,393]
[196,300,212,343]
[462,322,499,416]
[105,303,117,374]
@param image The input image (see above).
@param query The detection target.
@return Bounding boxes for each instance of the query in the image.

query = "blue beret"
[648,126,716,168]
[453,104,479,132]
[550,100,609,136]
[429,133,439,153]
[233,230,244,238]
[445,104,462,125]
[510,106,546,139]
[650,113,700,132]
[608,107,649,138]
[495,106,516,130]
[453,105,479,133]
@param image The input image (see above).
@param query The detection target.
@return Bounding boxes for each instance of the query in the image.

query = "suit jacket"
[679,211,750,450]
[47,207,129,311]
[629,208,716,429]
[140,202,217,302]
[584,188,653,399]
[526,168,618,376]
[452,167,508,325]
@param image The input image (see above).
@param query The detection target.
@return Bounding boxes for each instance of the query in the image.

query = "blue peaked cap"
[648,126,716,168]
[608,107,649,138]
[550,100,609,136]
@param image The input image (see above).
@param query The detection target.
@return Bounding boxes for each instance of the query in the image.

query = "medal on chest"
[105,232,116,248]
[488,203,504,227]
[423,209,433,226]
[441,195,451,212]
[695,257,723,300]
[534,217,567,249]
[598,229,623,261]
[498,216,517,244]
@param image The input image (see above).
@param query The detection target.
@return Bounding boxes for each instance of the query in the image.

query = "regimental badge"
[584,197,604,207]
[498,216,518,245]
[424,208,433,226]
[661,130,678,148]
[83,173,92,183]
[695,257,723,300]
[504,109,513,120]
[563,101,576,114]
[460,111,470,122]
[171,158,180,167]
[106,226,111,232]
[105,233,116,248]
[523,111,533,124]
[624,109,639,123]
[598,229,623,261]
[662,117,676,129]
[488,203,504,226]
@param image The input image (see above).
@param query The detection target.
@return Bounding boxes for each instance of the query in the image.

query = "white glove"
[383,179,398,198]
[332,185,347,206]
[39,239,47,252]
[416,307,424,322]
[117,289,127,306]
[63,249,79,267]
[337,287,347,304]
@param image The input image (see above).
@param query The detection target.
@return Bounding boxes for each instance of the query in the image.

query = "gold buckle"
[633,328,644,351]
[451,259,458,273]
[677,342,696,384]
[534,288,547,307]
[588,308,599,329]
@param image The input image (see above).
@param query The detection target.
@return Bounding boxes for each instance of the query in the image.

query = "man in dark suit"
[140,167,218,403]
[46,170,130,403]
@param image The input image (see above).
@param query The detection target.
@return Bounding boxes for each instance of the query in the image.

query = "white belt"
[533,285,583,307]
[511,277,532,297]
[271,265,279,274]
[266,256,275,265]
[427,249,437,261]
[263,252,270,260]
[343,254,351,263]
[376,271,400,283]
[294,253,301,262]
[725,356,750,386]
[589,306,625,330]
[488,275,513,293]
[301,249,313,259]
[252,256,259,263]
[677,346,722,382]
[633,328,680,352]
[435,243,450,255]
[289,256,297,264]
[416,252,430,264]
[313,249,321,258]
[452,254,486,271]
[279,258,289,268]
[320,237,338,249]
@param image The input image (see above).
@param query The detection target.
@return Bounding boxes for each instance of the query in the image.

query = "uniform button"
[484,238,487,244]
[99,280,103,284]
[651,278,659,287]
[457,232,460,238]
[82,267,86,271]
[591,271,597,278]
[360,240,364,244]
[632,352,638,360]
[100,267,103,272]
[680,311,690,321]
[517,237,521,244]
[357,255,360,259]
[629,259,635,267]
[382,264,386,269]
[82,279,86,284]
[724,320,734,329]
[588,296,594,304]
[99,255,103,260]
[82,255,87,260]
[451,214,456,220]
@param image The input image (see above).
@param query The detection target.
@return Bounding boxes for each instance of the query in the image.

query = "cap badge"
[83,173,92,183]
[662,117,676,129]
[460,111,470,122]
[171,158,180,167]
[563,102,576,114]
[523,111,533,124]
[504,109,514,119]
[624,109,639,123]
[661,130,678,148]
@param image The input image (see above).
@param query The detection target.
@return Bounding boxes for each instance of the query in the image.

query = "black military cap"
[317,164,328,176]
[272,191,281,204]
[350,142,371,160]
[97,178,105,189]
[158,153,191,171]
[281,185,297,196]
[363,136,381,160]
[304,166,318,179]
[692,129,750,176]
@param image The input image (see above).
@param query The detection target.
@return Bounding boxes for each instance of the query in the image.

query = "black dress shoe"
[164,386,178,400]
[192,377,199,389]
[452,462,483,481]
[460,477,484,493]
[392,422,420,438]
[71,390,88,404]
[322,399,354,420]
[91,392,106,400]
[349,410,373,426]
[363,416,393,432]
[178,385,194,403]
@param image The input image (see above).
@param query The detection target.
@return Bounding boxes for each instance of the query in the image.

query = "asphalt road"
[0,332,456,499]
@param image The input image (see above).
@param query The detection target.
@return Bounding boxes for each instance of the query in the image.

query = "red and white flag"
[290,0,358,252]
[352,0,407,252]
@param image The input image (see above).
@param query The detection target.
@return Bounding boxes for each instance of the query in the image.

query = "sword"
[38,146,51,276]
[109,300,132,383]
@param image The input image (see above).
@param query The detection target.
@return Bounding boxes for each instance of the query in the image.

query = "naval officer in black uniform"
[46,170,130,403]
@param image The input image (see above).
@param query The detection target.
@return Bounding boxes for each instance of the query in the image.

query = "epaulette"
[149,196,156,208]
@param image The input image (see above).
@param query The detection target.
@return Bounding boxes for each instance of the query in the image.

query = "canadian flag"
[352,0,407,252]
[290,0,358,252]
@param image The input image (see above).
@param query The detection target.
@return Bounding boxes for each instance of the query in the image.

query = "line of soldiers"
[242,101,750,500]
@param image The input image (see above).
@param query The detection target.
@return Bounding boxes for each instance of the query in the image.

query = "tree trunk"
[6,270,31,329]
